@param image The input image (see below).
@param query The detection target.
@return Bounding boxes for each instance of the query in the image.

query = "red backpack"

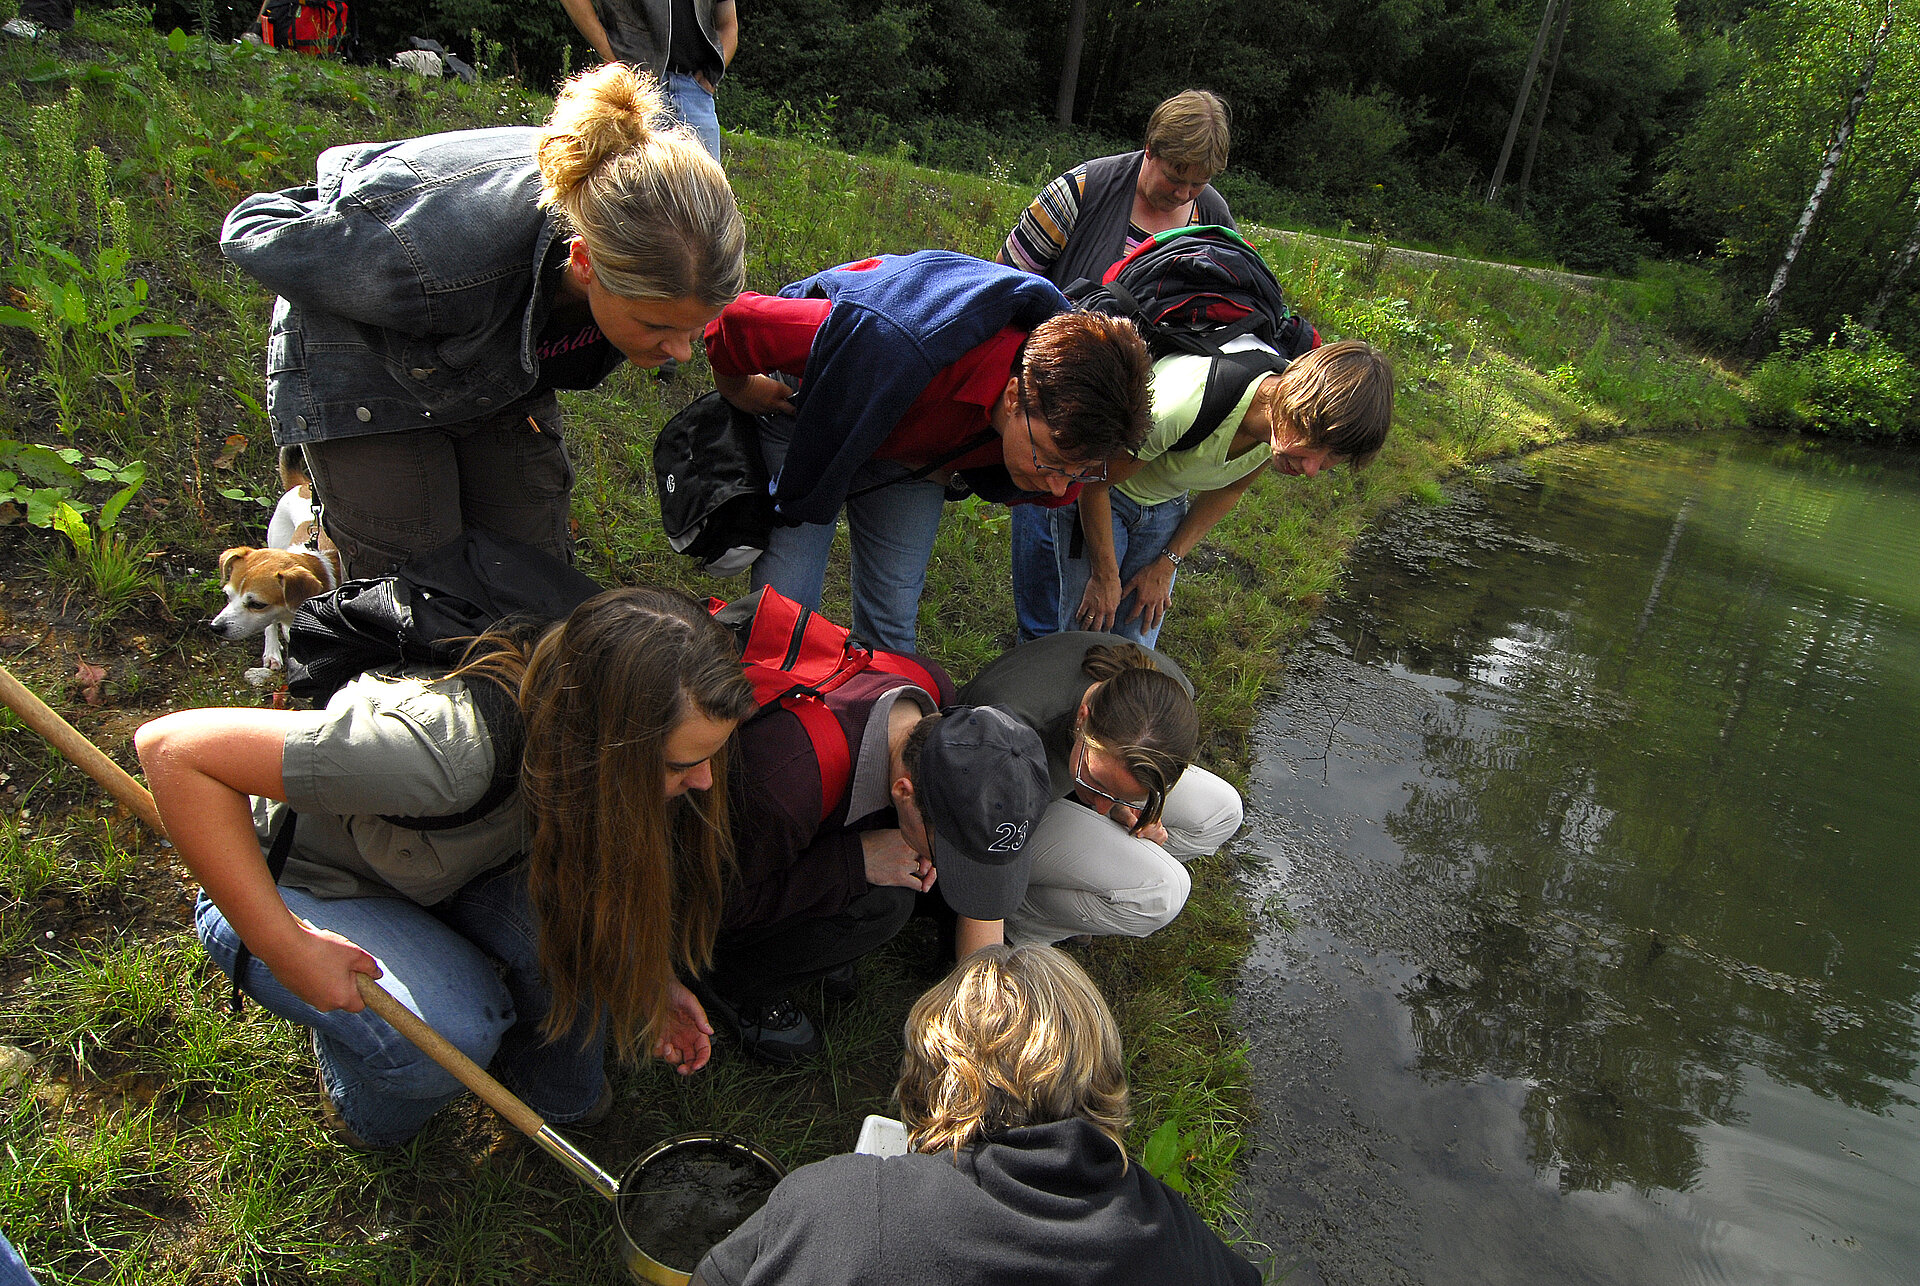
[710,588,949,821]
[258,0,349,57]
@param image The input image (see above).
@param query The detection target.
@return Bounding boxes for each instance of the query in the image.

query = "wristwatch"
[1162,549,1183,568]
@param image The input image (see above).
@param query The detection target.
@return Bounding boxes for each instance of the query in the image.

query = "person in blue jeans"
[705,252,1152,653]
[1030,340,1394,647]
[136,589,759,1149]
[558,0,738,159]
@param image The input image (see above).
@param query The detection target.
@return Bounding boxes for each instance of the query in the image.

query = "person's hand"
[714,370,796,417]
[862,828,936,892]
[265,922,381,1014]
[1076,571,1122,632]
[655,981,714,1074]
[694,71,717,94]
[1121,555,1178,630]
[1107,804,1169,846]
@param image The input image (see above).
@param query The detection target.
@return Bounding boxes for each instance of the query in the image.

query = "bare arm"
[557,0,616,64]
[135,709,380,1013]
[1121,470,1260,631]
[955,916,1004,960]
[1071,452,1149,631]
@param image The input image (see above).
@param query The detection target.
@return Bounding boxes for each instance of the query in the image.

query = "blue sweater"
[769,251,1068,525]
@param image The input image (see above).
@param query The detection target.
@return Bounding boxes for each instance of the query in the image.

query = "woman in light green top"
[1048,339,1394,647]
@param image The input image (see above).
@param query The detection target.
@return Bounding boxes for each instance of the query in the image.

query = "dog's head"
[208,546,328,639]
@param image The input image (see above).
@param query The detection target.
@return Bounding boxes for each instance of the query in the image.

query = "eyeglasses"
[1072,730,1150,811]
[1021,377,1107,484]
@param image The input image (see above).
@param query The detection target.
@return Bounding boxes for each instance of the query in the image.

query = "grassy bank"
[0,18,1746,1283]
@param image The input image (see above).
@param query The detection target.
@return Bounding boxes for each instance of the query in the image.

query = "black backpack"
[652,391,780,577]
[285,529,605,705]
[1070,225,1321,453]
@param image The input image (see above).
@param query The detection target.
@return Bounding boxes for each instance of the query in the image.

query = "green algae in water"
[619,1141,780,1272]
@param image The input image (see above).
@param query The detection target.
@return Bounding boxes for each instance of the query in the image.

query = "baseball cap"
[917,706,1052,921]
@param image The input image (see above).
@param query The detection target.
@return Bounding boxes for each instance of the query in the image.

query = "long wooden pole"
[0,663,166,835]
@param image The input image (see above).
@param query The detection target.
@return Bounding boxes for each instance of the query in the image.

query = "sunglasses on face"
[1021,377,1108,484]
[1072,730,1150,811]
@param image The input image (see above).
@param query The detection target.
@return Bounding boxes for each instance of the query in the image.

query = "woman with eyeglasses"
[704,251,1151,654]
[955,632,1243,946]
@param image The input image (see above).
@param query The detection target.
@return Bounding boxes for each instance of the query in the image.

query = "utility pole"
[1488,0,1562,205]
[1055,0,1090,125]
[1515,0,1574,211]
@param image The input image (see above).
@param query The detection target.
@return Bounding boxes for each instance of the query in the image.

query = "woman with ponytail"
[221,65,746,578]
[137,588,759,1149]
[956,633,1244,946]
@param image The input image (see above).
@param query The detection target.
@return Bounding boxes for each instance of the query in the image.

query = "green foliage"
[1748,321,1918,441]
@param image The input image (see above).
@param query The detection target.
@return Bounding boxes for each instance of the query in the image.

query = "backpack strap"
[844,428,997,501]
[1169,350,1291,455]
[378,676,524,831]
[228,809,299,1015]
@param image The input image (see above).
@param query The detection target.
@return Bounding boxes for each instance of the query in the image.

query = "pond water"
[1236,432,1920,1286]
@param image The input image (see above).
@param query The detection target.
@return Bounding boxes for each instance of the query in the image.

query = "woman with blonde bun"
[221,64,745,578]
[693,945,1261,1285]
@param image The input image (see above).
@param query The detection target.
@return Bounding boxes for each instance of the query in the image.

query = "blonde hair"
[1144,90,1231,175]
[536,64,746,306]
[897,946,1130,1161]
[1260,339,1395,467]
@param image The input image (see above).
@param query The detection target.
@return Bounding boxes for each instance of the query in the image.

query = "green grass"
[0,15,1752,1283]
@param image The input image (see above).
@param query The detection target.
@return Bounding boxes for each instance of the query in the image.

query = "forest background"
[149,0,1920,430]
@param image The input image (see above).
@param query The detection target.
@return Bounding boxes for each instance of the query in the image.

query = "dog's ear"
[219,547,254,582]
[277,566,325,605]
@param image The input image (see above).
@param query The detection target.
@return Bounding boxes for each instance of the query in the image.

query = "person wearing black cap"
[704,684,1052,1063]
[901,705,1056,960]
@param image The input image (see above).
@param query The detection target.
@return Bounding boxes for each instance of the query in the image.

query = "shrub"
[1748,322,1918,442]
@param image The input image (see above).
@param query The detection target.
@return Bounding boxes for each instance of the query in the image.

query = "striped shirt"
[998,165,1213,280]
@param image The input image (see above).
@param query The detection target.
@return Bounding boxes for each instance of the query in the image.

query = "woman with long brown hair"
[136,588,757,1148]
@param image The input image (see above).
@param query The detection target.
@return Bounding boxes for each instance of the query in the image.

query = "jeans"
[1010,504,1061,642]
[196,863,604,1148]
[1051,489,1189,649]
[301,392,573,580]
[668,73,722,160]
[751,414,949,654]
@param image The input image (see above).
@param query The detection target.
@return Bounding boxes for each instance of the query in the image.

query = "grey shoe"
[700,988,822,1065]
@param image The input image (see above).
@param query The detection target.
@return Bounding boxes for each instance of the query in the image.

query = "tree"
[1055,0,1091,124]
[1749,0,1897,355]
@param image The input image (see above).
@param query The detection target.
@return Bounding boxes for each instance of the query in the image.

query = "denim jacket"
[222,127,616,447]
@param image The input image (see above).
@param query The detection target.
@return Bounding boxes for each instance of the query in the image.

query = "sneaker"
[698,987,822,1066]
[312,1031,378,1152]
[820,963,859,1002]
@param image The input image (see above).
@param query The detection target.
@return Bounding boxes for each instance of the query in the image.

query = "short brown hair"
[1022,312,1152,463]
[1263,339,1395,466]
[897,945,1130,1159]
[1144,90,1231,175]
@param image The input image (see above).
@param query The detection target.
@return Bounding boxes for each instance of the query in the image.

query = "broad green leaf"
[1142,1119,1183,1178]
[168,27,188,53]
[127,323,190,340]
[50,501,91,553]
[0,307,39,330]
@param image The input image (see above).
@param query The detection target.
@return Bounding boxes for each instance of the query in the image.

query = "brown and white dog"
[209,448,341,686]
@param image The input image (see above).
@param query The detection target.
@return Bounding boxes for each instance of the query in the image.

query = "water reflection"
[1241,434,1920,1284]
